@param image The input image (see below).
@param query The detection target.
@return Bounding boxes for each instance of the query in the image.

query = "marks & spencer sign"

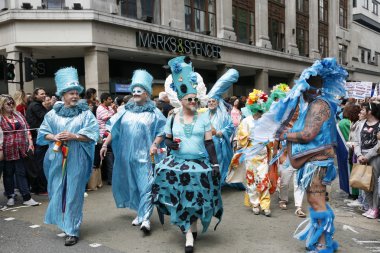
[136,31,221,58]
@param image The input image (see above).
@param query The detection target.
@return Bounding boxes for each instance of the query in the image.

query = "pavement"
[0,180,380,253]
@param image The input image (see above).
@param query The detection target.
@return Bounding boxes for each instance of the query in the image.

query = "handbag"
[87,168,102,191]
[349,163,373,192]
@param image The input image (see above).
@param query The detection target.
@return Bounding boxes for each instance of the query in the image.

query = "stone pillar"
[328,0,338,58]
[84,46,109,95]
[309,0,320,59]
[216,0,237,40]
[161,0,185,29]
[285,0,299,55]
[255,0,272,48]
[254,69,269,93]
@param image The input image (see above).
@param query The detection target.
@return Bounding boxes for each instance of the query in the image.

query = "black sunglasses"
[185,97,199,103]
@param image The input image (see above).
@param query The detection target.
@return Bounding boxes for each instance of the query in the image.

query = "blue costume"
[207,69,244,189]
[37,67,99,237]
[152,56,223,233]
[108,70,166,223]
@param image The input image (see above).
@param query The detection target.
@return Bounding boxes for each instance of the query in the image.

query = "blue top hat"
[168,56,197,99]
[130,69,153,96]
[55,67,84,97]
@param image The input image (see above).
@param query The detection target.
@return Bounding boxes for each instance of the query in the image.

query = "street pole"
[19,52,24,91]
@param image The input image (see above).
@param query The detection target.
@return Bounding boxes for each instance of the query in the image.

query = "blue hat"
[130,69,153,96]
[168,56,198,99]
[55,67,84,97]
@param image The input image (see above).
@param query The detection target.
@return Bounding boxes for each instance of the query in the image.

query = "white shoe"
[140,220,151,233]
[252,206,260,215]
[23,198,41,206]
[84,192,88,198]
[7,198,15,206]
[132,217,141,226]
[347,200,362,207]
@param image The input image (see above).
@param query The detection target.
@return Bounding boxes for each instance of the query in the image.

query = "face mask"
[132,87,145,95]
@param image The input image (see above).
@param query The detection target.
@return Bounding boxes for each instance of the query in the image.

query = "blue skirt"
[152,155,223,233]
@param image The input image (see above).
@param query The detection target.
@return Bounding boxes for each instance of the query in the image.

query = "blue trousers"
[3,159,31,201]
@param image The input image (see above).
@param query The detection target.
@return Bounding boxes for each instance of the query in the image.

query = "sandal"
[295,207,306,218]
[279,201,287,210]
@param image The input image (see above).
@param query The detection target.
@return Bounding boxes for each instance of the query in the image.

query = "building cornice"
[0,9,315,65]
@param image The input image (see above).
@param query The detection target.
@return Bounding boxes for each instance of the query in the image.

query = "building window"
[43,0,65,9]
[363,0,369,9]
[318,0,328,57]
[268,0,285,51]
[296,0,309,13]
[373,1,379,15]
[233,0,255,44]
[319,0,328,22]
[339,0,348,28]
[120,0,161,24]
[185,0,216,36]
[353,0,357,7]
[338,44,347,65]
[296,0,309,56]
[361,48,366,62]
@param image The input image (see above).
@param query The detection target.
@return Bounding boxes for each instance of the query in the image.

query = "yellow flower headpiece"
[271,83,290,93]
[247,89,268,105]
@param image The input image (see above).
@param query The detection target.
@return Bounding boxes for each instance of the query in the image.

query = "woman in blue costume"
[206,69,244,189]
[152,57,223,253]
[37,67,99,246]
[100,69,166,234]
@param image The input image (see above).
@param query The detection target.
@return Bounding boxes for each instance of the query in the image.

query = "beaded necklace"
[180,109,198,138]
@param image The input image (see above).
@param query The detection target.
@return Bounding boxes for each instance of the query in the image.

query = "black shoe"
[192,232,197,240]
[65,236,78,246]
[185,246,193,253]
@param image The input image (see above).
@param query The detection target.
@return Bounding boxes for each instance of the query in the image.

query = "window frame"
[120,0,161,24]
[268,0,286,52]
[296,0,309,56]
[185,0,217,36]
[373,0,379,15]
[232,0,255,45]
[318,0,329,57]
[338,44,348,65]
[339,0,348,28]
[363,0,369,9]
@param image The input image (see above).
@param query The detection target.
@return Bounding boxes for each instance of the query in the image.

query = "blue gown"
[153,112,223,233]
[208,109,244,189]
[37,102,99,237]
[107,100,166,223]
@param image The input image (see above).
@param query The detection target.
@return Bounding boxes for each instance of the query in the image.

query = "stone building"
[0,0,379,97]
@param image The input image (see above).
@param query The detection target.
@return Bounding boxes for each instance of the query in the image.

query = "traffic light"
[7,63,15,80]
[24,57,37,82]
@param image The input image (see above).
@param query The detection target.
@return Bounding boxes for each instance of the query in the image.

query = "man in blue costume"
[37,67,99,246]
[152,57,223,253]
[277,59,348,253]
[100,69,166,234]
[206,69,244,189]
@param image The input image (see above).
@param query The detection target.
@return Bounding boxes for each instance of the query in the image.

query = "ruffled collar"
[124,100,156,113]
[53,101,89,117]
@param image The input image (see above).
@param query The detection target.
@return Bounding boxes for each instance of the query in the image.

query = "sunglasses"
[132,88,144,95]
[185,97,199,103]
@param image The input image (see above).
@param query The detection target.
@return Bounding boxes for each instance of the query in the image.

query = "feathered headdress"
[246,89,269,115]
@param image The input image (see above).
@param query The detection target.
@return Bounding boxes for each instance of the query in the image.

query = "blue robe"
[37,102,99,237]
[207,109,235,186]
[107,100,166,222]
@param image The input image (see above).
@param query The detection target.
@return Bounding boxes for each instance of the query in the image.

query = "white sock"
[191,221,197,233]
[185,229,194,247]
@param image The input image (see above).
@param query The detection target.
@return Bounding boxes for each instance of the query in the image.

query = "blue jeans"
[3,159,31,201]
